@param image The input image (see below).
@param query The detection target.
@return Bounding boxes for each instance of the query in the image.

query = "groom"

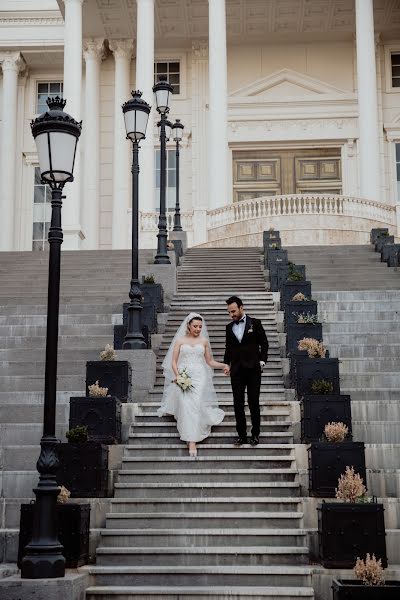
[223,295,268,446]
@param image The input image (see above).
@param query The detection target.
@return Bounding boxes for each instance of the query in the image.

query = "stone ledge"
[0,571,89,600]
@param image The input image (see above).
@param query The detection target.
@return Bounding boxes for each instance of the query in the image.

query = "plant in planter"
[292,292,308,301]
[332,553,400,598]
[317,467,387,569]
[66,425,88,443]
[69,377,122,444]
[309,422,366,497]
[375,234,394,252]
[286,317,322,354]
[292,338,340,396]
[280,280,312,311]
[143,274,155,284]
[370,228,388,244]
[141,276,164,312]
[300,393,352,443]
[85,346,132,402]
[311,379,334,394]
[18,486,90,568]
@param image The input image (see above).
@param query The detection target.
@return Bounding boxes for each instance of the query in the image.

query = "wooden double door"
[232,148,342,202]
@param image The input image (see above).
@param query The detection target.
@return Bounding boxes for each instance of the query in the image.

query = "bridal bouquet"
[174,368,194,392]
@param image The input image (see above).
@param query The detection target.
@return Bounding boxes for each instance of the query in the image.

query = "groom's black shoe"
[234,437,248,446]
[249,436,259,446]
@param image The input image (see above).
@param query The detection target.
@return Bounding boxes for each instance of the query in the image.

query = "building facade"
[1,0,400,251]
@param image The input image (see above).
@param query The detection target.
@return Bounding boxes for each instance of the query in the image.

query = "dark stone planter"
[264,239,282,258]
[308,441,365,497]
[18,502,90,568]
[265,248,288,269]
[300,394,352,442]
[317,502,387,568]
[57,442,110,498]
[280,281,312,311]
[375,235,394,252]
[69,396,121,444]
[284,300,318,327]
[141,282,164,313]
[86,360,131,402]
[263,230,281,244]
[274,264,306,293]
[293,356,340,396]
[332,579,400,599]
[370,228,388,244]
[286,322,322,354]
[381,244,400,266]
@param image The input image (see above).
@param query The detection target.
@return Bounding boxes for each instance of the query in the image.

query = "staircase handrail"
[207,194,396,229]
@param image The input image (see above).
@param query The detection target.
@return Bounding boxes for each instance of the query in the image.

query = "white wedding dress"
[157,343,225,442]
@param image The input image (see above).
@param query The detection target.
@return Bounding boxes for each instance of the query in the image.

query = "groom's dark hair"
[226,295,243,308]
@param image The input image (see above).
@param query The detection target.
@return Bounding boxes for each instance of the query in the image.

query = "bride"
[157,312,227,456]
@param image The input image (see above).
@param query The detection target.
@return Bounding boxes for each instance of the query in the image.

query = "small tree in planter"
[69,371,122,444]
[18,486,90,568]
[57,423,110,498]
[86,344,131,402]
[317,467,387,568]
[308,422,365,497]
[332,554,400,598]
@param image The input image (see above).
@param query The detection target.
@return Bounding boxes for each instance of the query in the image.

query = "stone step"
[343,388,400,401]
[127,433,293,445]
[116,469,298,484]
[104,512,303,530]
[120,456,295,471]
[0,334,112,349]
[95,545,309,566]
[114,482,300,498]
[322,321,400,333]
[108,497,302,513]
[0,423,67,445]
[319,332,400,345]
[0,314,120,326]
[340,373,400,388]
[313,290,400,300]
[0,324,114,336]
[0,303,121,316]
[338,358,400,373]
[122,444,295,458]
[136,409,290,420]
[0,374,85,392]
[129,422,291,435]
[97,530,306,549]
[85,565,312,587]
[327,344,400,359]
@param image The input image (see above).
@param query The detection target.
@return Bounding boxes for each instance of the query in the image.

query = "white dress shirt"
[232,314,246,342]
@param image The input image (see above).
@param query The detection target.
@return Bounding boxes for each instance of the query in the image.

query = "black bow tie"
[236,317,246,324]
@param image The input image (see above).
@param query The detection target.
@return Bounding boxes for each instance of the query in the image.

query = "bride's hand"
[222,364,230,375]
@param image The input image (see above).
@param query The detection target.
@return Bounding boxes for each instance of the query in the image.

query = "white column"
[355,0,381,201]
[0,52,24,251]
[191,42,209,245]
[110,40,133,249]
[208,0,229,209]
[63,0,84,249]
[82,39,104,249]
[136,0,155,220]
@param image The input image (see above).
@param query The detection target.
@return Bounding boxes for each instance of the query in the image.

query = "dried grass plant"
[298,337,327,358]
[324,421,349,443]
[100,344,117,361]
[88,380,109,398]
[335,466,367,502]
[292,292,308,301]
[354,554,385,586]
[57,486,71,504]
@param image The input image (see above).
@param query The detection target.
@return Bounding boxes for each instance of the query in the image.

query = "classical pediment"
[229,68,352,100]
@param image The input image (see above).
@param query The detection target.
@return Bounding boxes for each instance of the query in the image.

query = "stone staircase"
[287,244,400,566]
[85,248,314,599]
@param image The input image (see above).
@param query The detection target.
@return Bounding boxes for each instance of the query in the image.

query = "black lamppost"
[172,119,184,231]
[153,76,173,265]
[21,97,81,579]
[121,90,151,349]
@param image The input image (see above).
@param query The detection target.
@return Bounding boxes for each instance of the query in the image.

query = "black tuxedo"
[224,315,268,439]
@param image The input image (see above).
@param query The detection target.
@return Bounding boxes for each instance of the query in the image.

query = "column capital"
[83,38,106,62]
[63,0,85,5]
[110,39,133,61]
[0,51,25,74]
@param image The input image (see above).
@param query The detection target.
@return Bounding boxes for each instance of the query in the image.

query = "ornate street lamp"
[153,76,173,265]
[21,97,81,579]
[121,90,151,349]
[172,119,184,231]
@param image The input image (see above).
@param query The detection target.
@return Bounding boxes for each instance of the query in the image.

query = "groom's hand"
[223,365,230,376]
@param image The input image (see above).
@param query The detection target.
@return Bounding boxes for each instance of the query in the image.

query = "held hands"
[223,364,230,376]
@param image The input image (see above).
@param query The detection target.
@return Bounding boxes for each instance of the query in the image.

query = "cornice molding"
[0,17,63,26]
